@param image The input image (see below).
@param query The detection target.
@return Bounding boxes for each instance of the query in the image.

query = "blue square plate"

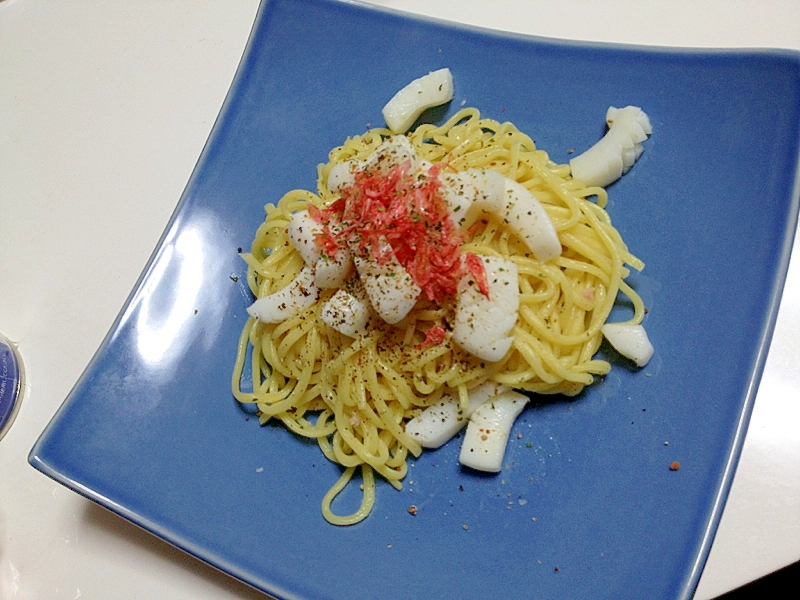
[30,1,800,598]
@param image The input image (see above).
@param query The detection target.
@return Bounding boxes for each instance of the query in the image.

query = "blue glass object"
[1,334,23,441]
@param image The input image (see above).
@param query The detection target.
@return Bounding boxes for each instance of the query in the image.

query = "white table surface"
[1,1,798,598]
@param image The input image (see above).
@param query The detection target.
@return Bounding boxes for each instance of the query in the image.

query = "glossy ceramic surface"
[29,1,800,599]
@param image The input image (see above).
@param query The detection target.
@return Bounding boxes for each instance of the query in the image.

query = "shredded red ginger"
[415,325,447,349]
[464,252,490,298]
[309,161,488,303]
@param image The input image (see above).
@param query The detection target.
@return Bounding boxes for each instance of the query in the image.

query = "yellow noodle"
[321,466,375,526]
[231,108,646,525]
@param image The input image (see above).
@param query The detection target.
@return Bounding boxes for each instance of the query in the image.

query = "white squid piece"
[327,136,419,193]
[320,288,371,338]
[404,381,510,448]
[287,209,322,266]
[439,169,561,262]
[352,238,421,325]
[382,68,454,134]
[287,209,353,289]
[601,322,654,367]
[246,265,318,323]
[452,255,519,362]
[570,105,652,188]
[502,178,562,263]
[459,390,529,472]
[313,248,353,289]
[439,168,505,228]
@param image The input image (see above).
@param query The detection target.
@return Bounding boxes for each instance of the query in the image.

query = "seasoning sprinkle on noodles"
[232,97,652,525]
